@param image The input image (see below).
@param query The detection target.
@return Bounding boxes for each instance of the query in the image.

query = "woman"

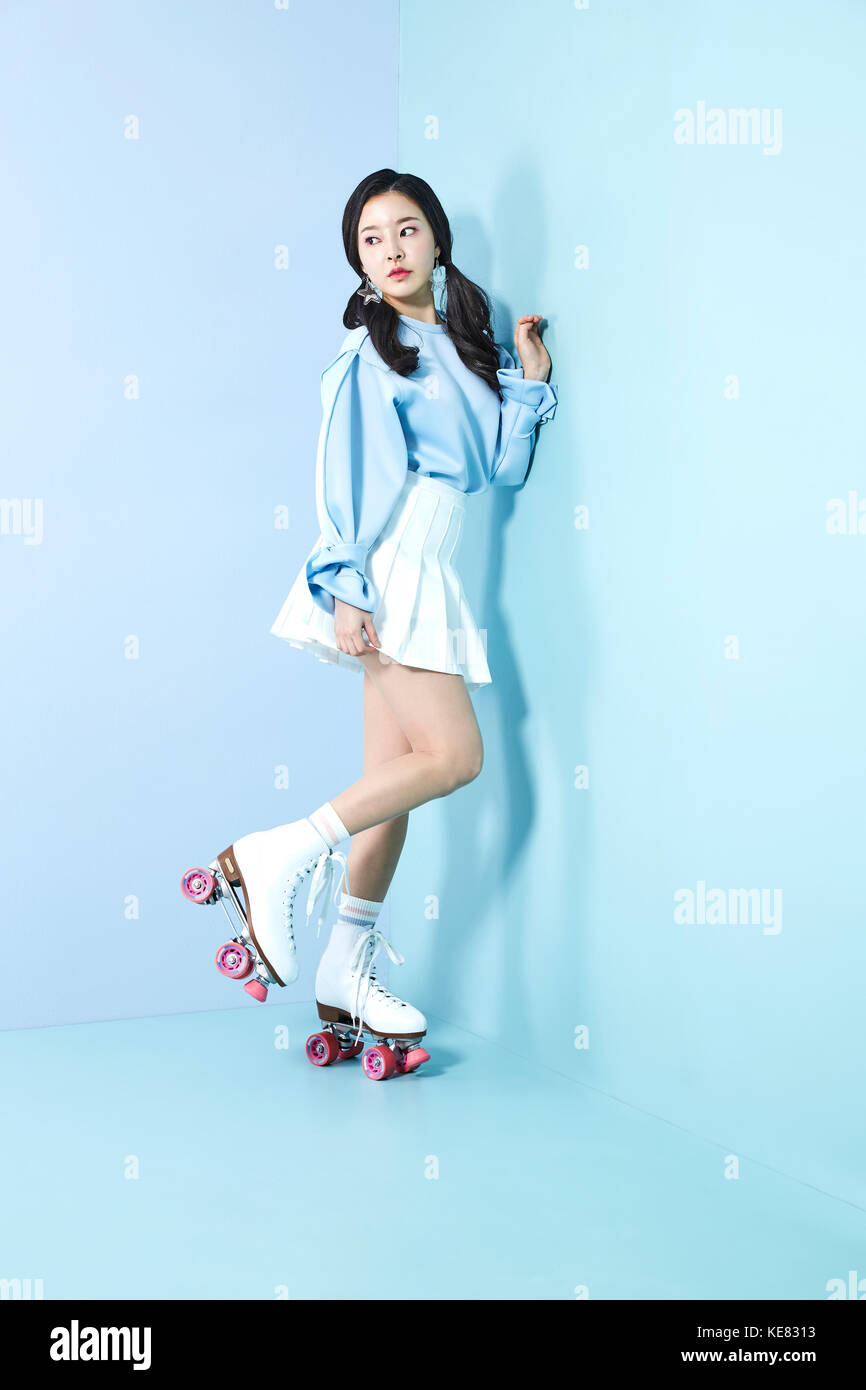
[182,169,557,1079]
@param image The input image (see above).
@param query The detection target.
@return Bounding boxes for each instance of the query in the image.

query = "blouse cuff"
[305,541,378,616]
[496,367,559,430]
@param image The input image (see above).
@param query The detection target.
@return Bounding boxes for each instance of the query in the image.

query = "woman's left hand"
[514,315,551,382]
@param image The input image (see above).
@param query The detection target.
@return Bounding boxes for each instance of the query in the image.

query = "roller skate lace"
[346,927,407,1045]
[278,847,349,952]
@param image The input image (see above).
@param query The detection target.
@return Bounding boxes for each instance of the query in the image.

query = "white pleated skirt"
[269,471,492,691]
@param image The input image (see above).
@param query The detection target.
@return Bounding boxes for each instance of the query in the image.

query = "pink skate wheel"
[181,867,214,903]
[243,979,268,1002]
[214,942,253,980]
[362,1045,396,1081]
[338,1039,364,1060]
[306,1032,340,1066]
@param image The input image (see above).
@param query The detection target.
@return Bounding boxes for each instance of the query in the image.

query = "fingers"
[335,628,362,656]
[334,616,381,656]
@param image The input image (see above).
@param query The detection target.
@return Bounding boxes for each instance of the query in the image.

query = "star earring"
[356,273,381,305]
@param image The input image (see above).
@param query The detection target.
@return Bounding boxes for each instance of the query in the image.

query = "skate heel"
[316,1002,358,1027]
[215,847,242,886]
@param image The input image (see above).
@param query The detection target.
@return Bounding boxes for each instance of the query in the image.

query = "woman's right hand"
[334,598,381,656]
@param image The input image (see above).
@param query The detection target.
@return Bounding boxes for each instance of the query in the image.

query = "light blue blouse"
[305,309,559,614]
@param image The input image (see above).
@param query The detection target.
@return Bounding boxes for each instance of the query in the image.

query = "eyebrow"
[360,216,420,234]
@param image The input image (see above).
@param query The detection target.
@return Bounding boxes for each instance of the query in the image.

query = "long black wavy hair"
[341,168,502,395]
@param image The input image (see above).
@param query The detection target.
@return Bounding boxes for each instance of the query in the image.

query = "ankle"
[307,801,351,850]
[322,892,383,956]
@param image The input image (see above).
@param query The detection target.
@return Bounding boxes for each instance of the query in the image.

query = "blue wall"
[0,0,398,1023]
[392,0,866,1208]
[3,0,864,1212]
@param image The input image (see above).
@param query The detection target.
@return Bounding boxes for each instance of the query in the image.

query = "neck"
[382,294,439,324]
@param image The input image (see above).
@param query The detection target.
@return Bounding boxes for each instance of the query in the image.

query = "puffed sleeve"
[305,340,409,615]
[490,344,558,488]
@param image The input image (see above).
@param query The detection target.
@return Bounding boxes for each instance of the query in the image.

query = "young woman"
[182,169,557,1078]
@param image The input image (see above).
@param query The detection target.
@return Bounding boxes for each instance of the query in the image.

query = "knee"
[436,741,484,793]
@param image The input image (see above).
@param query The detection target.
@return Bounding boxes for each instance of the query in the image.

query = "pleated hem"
[269,472,492,692]
[272,631,490,693]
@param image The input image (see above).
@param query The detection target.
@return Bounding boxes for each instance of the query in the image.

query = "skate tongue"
[346,928,406,1044]
[306,849,348,936]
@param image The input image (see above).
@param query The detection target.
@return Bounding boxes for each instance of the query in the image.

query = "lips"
[389,269,410,279]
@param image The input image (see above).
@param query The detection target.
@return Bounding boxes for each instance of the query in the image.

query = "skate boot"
[180,817,347,1002]
[306,923,431,1081]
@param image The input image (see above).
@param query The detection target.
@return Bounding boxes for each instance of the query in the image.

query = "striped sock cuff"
[337,892,383,929]
[308,800,351,850]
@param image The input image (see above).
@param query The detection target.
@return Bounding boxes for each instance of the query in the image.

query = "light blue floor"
[2,1005,863,1300]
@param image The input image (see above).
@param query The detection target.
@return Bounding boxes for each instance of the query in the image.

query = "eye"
[363,226,418,245]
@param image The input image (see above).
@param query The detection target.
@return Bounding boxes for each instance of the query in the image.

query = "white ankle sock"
[307,800,351,850]
[325,892,383,953]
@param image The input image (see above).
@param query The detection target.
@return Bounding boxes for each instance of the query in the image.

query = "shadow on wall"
[421,349,590,1056]
[396,167,591,1055]
[435,478,536,1047]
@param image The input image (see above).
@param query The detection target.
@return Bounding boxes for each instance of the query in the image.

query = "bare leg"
[328,651,484,837]
[343,669,412,901]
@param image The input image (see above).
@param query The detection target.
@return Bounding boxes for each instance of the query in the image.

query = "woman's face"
[357,191,439,311]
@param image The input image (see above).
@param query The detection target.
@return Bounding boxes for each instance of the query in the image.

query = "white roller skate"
[180,818,347,1002]
[306,923,431,1081]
